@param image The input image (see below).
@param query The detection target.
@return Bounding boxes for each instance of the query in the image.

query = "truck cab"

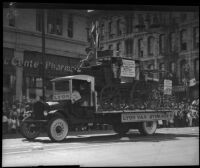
[21,75,98,142]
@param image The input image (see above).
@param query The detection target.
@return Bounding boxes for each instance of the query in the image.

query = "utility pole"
[42,9,46,101]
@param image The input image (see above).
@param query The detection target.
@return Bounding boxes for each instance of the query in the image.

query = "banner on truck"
[121,112,173,122]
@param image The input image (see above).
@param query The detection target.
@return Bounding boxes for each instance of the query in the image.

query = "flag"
[189,78,196,87]
[91,22,96,47]
[95,21,100,49]
[90,20,100,49]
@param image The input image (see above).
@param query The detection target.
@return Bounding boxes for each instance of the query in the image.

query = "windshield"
[53,80,70,101]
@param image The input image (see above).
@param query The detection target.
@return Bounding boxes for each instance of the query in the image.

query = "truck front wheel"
[112,124,129,136]
[138,121,157,135]
[47,116,69,142]
[20,117,40,140]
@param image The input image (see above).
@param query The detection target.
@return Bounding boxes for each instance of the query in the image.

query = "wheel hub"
[56,126,63,134]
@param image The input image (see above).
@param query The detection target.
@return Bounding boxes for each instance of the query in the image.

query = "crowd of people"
[158,98,199,128]
[2,99,33,134]
[2,97,199,135]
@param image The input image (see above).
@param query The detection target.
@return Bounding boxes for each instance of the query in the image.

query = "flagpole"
[42,9,46,101]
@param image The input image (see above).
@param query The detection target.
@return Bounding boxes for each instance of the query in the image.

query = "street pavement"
[2,127,199,167]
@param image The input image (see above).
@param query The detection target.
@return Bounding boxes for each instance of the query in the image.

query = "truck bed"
[96,109,174,122]
[96,109,172,114]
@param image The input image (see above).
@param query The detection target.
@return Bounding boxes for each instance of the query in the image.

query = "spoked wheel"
[138,121,157,135]
[100,85,121,110]
[112,124,129,136]
[20,117,40,140]
[47,116,69,142]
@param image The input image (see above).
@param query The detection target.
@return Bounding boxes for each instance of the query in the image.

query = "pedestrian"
[3,113,9,134]
[10,115,17,134]
[173,103,179,127]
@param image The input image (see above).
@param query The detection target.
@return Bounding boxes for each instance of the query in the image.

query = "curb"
[3,129,114,139]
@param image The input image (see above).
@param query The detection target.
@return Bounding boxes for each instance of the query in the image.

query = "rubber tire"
[47,116,69,142]
[112,124,129,136]
[138,121,157,135]
[20,117,40,140]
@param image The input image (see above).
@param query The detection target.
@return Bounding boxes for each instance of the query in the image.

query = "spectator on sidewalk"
[173,104,179,127]
[9,115,17,134]
[186,104,193,127]
[3,113,9,134]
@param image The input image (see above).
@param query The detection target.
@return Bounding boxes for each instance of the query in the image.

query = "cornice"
[3,26,89,46]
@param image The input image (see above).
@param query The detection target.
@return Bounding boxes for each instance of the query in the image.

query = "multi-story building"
[88,10,199,100]
[3,8,89,102]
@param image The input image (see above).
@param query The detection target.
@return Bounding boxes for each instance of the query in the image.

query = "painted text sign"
[121,112,173,122]
[120,59,135,77]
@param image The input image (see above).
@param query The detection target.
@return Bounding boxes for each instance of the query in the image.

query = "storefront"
[3,47,16,104]
[23,51,80,100]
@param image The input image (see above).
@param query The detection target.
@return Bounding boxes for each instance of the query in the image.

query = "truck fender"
[48,110,69,122]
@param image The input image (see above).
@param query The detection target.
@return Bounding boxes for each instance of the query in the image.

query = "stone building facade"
[89,10,199,100]
[3,8,89,102]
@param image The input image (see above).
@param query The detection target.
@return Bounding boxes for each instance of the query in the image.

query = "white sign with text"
[120,59,135,77]
[121,112,173,122]
[164,79,172,95]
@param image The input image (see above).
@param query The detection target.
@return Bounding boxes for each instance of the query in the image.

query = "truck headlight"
[43,110,48,116]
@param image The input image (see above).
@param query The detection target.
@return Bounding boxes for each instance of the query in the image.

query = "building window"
[86,27,90,42]
[145,13,151,25]
[100,23,105,40]
[3,75,10,88]
[68,14,73,38]
[180,29,187,51]
[148,36,155,56]
[180,13,187,22]
[180,60,188,84]
[159,34,165,54]
[159,63,165,80]
[116,19,122,36]
[116,42,121,56]
[193,27,199,49]
[8,13,15,27]
[194,59,199,81]
[108,21,114,39]
[100,46,104,51]
[47,10,63,35]
[125,15,133,34]
[125,39,133,57]
[108,44,113,50]
[148,64,154,78]
[193,12,199,19]
[148,64,154,70]
[46,78,53,91]
[138,39,143,57]
[169,62,175,73]
[3,74,16,89]
[136,14,145,30]
[169,32,176,52]
[36,78,43,88]
[36,10,42,32]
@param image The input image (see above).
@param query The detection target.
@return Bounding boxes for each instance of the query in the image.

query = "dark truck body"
[20,57,175,142]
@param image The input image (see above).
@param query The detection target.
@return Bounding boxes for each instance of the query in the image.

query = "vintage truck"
[20,57,174,142]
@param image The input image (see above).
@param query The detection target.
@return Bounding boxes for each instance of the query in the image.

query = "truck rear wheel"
[47,116,69,142]
[138,121,157,135]
[112,124,129,136]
